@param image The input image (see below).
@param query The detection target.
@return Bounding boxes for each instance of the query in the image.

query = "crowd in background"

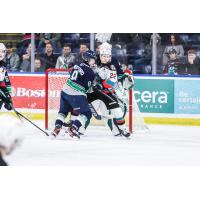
[3,33,200,75]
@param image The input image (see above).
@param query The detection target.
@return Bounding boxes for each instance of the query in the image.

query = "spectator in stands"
[34,58,45,72]
[5,42,20,72]
[39,42,58,70]
[163,49,181,75]
[20,43,32,72]
[74,43,88,64]
[95,42,102,55]
[179,49,200,75]
[186,49,200,65]
[55,44,75,69]
[163,34,184,65]
[38,33,61,53]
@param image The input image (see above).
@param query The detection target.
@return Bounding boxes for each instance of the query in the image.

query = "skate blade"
[65,130,80,139]
[49,129,67,139]
[114,135,131,140]
[69,133,80,139]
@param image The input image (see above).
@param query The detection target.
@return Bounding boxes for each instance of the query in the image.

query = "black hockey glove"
[0,87,13,110]
[4,102,13,110]
[92,84,103,92]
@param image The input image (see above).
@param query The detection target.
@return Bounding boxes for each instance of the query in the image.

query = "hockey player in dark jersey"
[0,43,13,111]
[51,50,97,139]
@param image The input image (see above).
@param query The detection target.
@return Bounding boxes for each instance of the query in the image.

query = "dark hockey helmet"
[82,50,97,63]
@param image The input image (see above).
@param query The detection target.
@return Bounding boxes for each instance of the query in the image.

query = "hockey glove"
[4,102,13,110]
[127,75,134,88]
[92,84,103,92]
[0,87,13,110]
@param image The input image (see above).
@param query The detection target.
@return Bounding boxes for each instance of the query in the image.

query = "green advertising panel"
[134,79,174,113]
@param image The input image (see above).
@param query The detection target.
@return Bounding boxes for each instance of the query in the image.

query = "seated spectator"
[74,43,88,64]
[178,49,200,75]
[5,42,20,72]
[55,44,75,69]
[163,49,181,75]
[38,33,61,53]
[163,34,184,65]
[34,58,45,72]
[20,43,32,72]
[39,42,58,70]
[95,42,102,55]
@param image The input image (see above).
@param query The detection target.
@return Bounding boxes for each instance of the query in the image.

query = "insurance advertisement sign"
[174,79,200,114]
[134,79,174,113]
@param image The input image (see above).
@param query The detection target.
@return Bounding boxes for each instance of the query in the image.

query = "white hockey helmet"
[99,42,112,56]
[0,114,24,154]
[0,43,6,61]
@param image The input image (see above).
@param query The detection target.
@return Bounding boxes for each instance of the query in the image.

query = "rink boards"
[1,73,200,126]
[1,109,200,126]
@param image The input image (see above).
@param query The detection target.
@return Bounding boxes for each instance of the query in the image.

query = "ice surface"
[5,120,200,166]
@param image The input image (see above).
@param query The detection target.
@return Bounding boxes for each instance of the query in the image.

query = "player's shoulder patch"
[110,65,116,70]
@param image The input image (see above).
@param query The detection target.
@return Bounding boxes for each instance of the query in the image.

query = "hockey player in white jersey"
[86,42,133,137]
[64,43,134,137]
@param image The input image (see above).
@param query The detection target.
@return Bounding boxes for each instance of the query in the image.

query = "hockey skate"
[63,121,83,136]
[51,125,61,137]
[78,132,84,136]
[120,130,131,138]
[114,132,122,137]
[62,121,72,128]
[66,126,80,139]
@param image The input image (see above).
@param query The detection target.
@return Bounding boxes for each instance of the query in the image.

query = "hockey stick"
[12,108,49,136]
[89,103,113,120]
[0,89,49,136]
[109,90,127,119]
[108,89,127,118]
[96,90,130,138]
[96,89,127,119]
[94,90,130,138]
[89,103,102,120]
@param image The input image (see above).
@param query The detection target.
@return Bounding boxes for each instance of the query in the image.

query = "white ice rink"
[6,121,200,166]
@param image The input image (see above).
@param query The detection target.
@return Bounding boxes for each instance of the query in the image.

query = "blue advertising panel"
[174,79,200,114]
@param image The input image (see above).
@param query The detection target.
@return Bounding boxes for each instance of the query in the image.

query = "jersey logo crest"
[110,65,116,70]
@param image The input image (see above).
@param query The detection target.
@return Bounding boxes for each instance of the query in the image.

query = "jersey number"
[110,72,117,79]
[71,70,78,80]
